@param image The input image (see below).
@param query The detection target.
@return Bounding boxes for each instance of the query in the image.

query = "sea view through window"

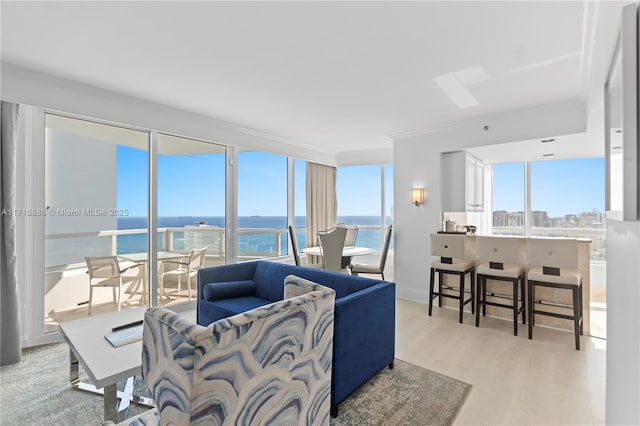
[116,215,392,258]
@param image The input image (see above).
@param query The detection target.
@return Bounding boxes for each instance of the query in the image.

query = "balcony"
[44,226,291,333]
[44,223,391,333]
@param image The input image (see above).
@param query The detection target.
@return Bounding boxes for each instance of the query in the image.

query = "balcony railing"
[45,224,392,270]
[45,227,290,269]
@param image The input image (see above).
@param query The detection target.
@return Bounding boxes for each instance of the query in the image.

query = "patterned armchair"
[139,275,335,426]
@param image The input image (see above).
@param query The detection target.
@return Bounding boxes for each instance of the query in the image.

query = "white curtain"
[1,101,21,365]
[306,162,337,253]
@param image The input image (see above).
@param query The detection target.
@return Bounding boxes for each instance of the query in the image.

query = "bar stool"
[429,233,475,323]
[527,238,583,350]
[475,236,525,336]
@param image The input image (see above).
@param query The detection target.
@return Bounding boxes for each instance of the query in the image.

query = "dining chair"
[349,225,393,280]
[429,233,475,323]
[289,225,322,269]
[317,227,348,273]
[475,236,525,335]
[527,238,583,350]
[337,223,358,246]
[288,225,302,266]
[85,256,144,315]
[159,247,207,301]
[337,224,359,268]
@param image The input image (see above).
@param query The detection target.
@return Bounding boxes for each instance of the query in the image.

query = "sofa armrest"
[331,281,395,406]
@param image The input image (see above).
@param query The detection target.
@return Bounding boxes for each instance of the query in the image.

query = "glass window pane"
[157,134,226,305]
[237,151,287,259]
[530,158,606,260]
[337,165,382,249]
[492,162,525,235]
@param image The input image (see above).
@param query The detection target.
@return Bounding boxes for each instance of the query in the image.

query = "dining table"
[301,245,375,271]
[301,245,375,258]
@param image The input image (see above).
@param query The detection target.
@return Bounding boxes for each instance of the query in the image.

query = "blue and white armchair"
[134,275,335,425]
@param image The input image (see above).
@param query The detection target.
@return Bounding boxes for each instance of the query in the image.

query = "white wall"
[586,3,640,423]
[605,219,640,424]
[392,98,586,301]
[45,129,117,234]
[44,128,118,266]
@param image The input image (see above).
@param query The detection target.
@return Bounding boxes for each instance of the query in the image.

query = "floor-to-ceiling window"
[491,157,606,338]
[156,134,226,304]
[336,164,393,250]
[36,109,393,339]
[44,114,149,332]
[237,151,288,260]
[492,162,525,235]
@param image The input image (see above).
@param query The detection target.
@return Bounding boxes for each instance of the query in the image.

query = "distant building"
[493,210,524,227]
[531,210,548,227]
[494,209,605,230]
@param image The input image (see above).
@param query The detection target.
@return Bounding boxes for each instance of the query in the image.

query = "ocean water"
[116,216,392,256]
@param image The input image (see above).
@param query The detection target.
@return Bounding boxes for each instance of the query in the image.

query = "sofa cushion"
[202,280,257,301]
[253,261,293,301]
[211,296,271,315]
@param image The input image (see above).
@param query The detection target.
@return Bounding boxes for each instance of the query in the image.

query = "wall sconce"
[411,188,425,206]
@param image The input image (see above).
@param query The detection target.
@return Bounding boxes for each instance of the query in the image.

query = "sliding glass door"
[44,114,149,332]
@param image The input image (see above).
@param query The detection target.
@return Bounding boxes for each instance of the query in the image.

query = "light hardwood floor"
[396,298,606,425]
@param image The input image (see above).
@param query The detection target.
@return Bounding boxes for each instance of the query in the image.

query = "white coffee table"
[59,307,154,422]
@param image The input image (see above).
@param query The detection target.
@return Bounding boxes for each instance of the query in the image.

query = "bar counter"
[437,235,592,334]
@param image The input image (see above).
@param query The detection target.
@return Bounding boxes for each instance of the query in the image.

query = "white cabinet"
[441,151,484,212]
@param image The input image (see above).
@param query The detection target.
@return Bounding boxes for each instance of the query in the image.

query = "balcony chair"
[350,225,393,280]
[159,247,207,301]
[84,256,144,315]
[429,233,475,323]
[475,236,525,336]
[317,226,348,273]
[527,238,583,350]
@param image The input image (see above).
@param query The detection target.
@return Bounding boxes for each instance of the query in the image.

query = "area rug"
[331,358,471,426]
[1,343,471,425]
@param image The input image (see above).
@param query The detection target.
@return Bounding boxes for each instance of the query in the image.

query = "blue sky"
[493,158,605,217]
[119,146,602,219]
[118,148,388,217]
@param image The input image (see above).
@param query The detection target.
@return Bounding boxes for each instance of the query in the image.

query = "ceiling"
[0,1,617,158]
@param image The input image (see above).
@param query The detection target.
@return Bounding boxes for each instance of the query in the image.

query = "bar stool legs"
[475,273,525,336]
[429,267,435,316]
[428,266,475,324]
[528,280,583,350]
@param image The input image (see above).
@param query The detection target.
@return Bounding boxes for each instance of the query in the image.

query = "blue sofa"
[197,260,396,417]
